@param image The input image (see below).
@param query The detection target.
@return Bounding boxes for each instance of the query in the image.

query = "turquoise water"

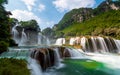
[45,59,119,75]
[0,47,120,75]
[0,47,30,59]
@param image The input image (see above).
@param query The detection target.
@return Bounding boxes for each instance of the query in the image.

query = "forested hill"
[42,0,120,39]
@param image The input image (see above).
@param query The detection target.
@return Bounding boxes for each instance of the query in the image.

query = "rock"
[30,46,72,71]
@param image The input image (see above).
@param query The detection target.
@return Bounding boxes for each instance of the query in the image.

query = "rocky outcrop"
[12,25,40,46]
[53,8,93,30]
[96,1,120,14]
[30,46,71,71]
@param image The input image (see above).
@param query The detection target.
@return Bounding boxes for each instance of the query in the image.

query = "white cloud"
[21,0,36,11]
[38,4,46,12]
[10,9,41,25]
[41,21,55,30]
[10,9,55,30]
[53,0,96,12]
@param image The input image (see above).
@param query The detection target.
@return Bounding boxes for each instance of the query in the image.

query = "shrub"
[0,41,8,54]
[0,58,30,75]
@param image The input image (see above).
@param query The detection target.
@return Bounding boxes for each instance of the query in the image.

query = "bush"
[9,39,18,47]
[0,58,30,75]
[0,41,8,54]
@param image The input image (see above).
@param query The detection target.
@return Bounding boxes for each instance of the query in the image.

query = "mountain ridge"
[42,0,120,39]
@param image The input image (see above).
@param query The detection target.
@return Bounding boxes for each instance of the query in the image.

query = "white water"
[87,53,120,69]
[69,36,120,53]
[55,38,65,46]
[19,29,28,46]
[69,38,76,45]
[12,24,51,46]
[28,58,43,75]
[67,48,87,59]
[12,24,20,43]
[38,33,50,45]
[80,37,87,50]
[114,40,120,53]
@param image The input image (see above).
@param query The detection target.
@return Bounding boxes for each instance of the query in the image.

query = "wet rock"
[30,46,71,71]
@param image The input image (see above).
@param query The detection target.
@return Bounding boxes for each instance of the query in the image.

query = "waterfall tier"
[30,46,85,71]
[12,25,50,46]
[69,36,120,53]
[55,38,65,46]
[55,36,120,53]
[70,37,120,53]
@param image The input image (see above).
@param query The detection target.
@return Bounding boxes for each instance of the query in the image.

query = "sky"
[5,0,104,30]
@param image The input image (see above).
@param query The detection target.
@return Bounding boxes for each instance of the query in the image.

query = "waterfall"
[38,33,50,45]
[67,48,86,59]
[69,36,120,53]
[54,48,63,68]
[69,38,76,45]
[12,24,20,43]
[28,58,43,75]
[114,40,120,53]
[11,24,51,46]
[84,37,120,53]
[19,29,28,46]
[55,38,65,46]
[30,47,86,71]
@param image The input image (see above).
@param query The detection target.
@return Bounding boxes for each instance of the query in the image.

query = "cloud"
[10,9,55,30]
[40,21,55,30]
[21,0,36,11]
[53,0,96,12]
[10,9,41,25]
[38,4,46,12]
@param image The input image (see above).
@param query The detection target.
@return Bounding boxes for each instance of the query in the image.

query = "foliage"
[20,20,40,31]
[0,41,8,54]
[0,58,30,75]
[55,8,93,30]
[42,27,56,38]
[0,0,12,52]
[0,0,8,5]
[61,10,120,39]
[52,0,120,39]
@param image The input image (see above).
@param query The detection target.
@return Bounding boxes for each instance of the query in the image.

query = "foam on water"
[87,53,120,69]
[28,58,43,75]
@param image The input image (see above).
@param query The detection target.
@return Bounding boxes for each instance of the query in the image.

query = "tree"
[0,0,11,53]
[20,19,40,32]
[42,27,55,38]
[0,0,8,5]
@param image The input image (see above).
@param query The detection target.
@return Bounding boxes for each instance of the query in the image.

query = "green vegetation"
[0,0,13,53]
[0,58,30,75]
[54,8,93,31]
[20,19,40,31]
[61,10,120,39]
[50,0,120,39]
[42,27,56,38]
[0,41,8,54]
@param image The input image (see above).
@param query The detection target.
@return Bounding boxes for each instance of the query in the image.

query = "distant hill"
[42,0,120,39]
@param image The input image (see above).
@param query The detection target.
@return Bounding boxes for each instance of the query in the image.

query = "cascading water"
[28,58,43,75]
[12,24,20,44]
[55,38,65,45]
[12,24,51,46]
[1,35,120,75]
[19,29,28,46]
[69,38,76,45]
[70,36,120,53]
[38,33,50,46]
